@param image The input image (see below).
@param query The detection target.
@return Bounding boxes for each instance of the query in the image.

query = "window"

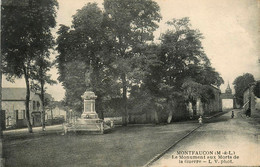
[33,101,36,110]
[37,101,41,110]
[23,110,26,119]
[18,110,25,120]
[15,110,18,120]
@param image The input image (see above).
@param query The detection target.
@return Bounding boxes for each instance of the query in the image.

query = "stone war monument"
[64,90,112,134]
[81,91,99,119]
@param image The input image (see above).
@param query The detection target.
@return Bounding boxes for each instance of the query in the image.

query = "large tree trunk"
[40,80,46,131]
[121,73,128,126]
[100,110,104,120]
[99,103,104,120]
[96,97,104,119]
[51,108,53,125]
[24,70,33,133]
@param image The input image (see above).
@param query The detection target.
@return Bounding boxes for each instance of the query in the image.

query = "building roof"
[2,88,37,101]
[220,82,234,99]
[225,82,232,94]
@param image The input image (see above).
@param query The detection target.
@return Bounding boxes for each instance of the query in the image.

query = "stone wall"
[196,86,222,116]
[128,103,189,124]
[243,84,260,117]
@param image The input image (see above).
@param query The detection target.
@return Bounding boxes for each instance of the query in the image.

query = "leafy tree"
[103,0,161,125]
[146,18,223,122]
[182,79,203,103]
[56,1,161,124]
[233,73,255,106]
[253,81,260,98]
[44,94,56,121]
[31,56,57,131]
[1,0,58,132]
[128,85,167,124]
[56,3,120,118]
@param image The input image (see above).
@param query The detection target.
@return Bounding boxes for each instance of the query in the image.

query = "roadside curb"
[143,124,202,167]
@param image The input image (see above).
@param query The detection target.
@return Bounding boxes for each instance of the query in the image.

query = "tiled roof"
[2,88,35,101]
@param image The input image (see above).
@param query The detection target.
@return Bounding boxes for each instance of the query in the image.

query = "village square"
[1,0,260,167]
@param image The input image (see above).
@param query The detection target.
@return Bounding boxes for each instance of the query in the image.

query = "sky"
[3,0,260,101]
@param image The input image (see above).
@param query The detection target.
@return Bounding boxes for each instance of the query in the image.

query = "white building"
[221,83,234,110]
[2,88,43,128]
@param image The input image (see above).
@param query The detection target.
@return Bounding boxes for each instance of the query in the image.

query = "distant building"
[243,81,260,117]
[2,88,43,129]
[221,83,234,110]
[45,101,67,124]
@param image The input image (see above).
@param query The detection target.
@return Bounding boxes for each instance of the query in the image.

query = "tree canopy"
[2,0,58,132]
[142,18,223,122]
[253,81,260,98]
[233,73,255,106]
[56,2,223,124]
[103,0,161,125]
[2,0,57,77]
[56,1,161,123]
[56,3,121,118]
[146,18,223,98]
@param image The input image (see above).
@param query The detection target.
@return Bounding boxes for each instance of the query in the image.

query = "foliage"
[56,3,223,123]
[56,1,161,123]
[2,0,58,132]
[182,79,216,104]
[141,18,223,124]
[103,0,161,125]
[30,57,57,131]
[44,93,55,107]
[233,73,255,106]
[146,18,223,107]
[182,79,203,103]
[2,0,58,77]
[253,81,260,98]
[56,3,121,116]
[128,86,160,114]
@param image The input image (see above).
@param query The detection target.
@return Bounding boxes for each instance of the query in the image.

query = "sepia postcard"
[1,0,260,167]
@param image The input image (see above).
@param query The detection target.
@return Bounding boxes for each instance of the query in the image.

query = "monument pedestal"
[64,91,111,134]
[81,91,98,118]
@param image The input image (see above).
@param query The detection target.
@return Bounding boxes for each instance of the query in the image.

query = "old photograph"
[1,0,260,166]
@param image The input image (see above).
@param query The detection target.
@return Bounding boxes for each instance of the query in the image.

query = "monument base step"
[65,122,112,135]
